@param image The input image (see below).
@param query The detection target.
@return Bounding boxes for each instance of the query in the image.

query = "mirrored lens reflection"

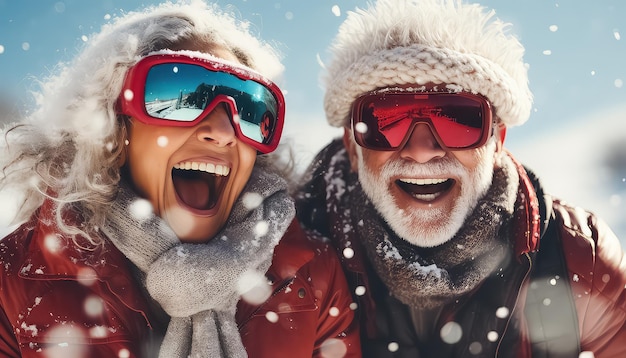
[144,63,278,144]
[359,94,485,149]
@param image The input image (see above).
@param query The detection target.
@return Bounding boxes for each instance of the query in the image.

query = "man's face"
[124,47,257,243]
[344,117,501,248]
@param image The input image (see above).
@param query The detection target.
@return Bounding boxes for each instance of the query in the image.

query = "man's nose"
[194,105,236,148]
[398,123,446,163]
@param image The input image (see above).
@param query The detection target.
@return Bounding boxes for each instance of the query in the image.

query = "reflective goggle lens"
[119,54,285,153]
[352,92,491,151]
[144,63,278,145]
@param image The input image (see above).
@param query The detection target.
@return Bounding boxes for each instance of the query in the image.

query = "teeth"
[412,193,440,201]
[399,178,448,185]
[173,161,230,176]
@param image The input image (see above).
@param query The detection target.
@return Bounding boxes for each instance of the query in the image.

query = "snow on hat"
[323,0,533,128]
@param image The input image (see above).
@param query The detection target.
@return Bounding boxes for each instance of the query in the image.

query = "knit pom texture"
[323,0,533,128]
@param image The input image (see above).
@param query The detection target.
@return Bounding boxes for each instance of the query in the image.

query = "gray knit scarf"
[102,163,295,358]
[327,147,519,309]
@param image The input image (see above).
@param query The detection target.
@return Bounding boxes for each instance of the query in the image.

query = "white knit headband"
[324,44,533,128]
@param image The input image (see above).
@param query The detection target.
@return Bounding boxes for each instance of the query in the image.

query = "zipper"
[495,252,532,358]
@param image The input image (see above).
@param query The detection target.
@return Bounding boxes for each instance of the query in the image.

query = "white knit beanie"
[323,0,533,128]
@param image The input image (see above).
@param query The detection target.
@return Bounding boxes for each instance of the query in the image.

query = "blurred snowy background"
[0,0,624,245]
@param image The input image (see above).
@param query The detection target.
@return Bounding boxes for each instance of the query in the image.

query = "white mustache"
[377,157,466,179]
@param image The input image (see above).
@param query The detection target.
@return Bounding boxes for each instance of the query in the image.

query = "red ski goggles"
[350,91,494,151]
[118,53,285,153]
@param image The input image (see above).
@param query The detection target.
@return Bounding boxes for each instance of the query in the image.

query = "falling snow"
[495,306,510,319]
[238,270,272,305]
[242,192,263,210]
[265,311,279,323]
[254,220,269,238]
[329,307,340,317]
[0,2,624,357]
[129,198,153,221]
[440,321,462,344]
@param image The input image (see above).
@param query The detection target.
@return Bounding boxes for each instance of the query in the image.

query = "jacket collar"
[267,219,315,282]
[506,151,542,257]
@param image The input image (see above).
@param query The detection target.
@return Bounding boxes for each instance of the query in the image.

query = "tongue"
[172,170,215,210]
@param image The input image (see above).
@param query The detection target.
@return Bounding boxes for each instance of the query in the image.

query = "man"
[295,0,626,356]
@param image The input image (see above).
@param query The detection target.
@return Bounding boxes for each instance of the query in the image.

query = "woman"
[0,2,359,357]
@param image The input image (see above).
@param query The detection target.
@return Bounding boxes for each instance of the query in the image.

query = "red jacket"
[237,220,361,357]
[0,199,361,357]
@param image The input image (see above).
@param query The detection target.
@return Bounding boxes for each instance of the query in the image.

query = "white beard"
[356,140,497,248]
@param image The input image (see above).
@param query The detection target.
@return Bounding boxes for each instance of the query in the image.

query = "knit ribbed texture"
[323,0,532,128]
[101,181,179,272]
[103,163,295,357]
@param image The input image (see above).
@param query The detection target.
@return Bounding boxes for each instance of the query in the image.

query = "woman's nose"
[195,105,236,148]
[398,123,446,163]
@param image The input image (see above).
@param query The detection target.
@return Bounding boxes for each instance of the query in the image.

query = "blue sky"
[0,0,625,241]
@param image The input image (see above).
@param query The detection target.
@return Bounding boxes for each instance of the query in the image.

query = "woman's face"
[124,46,257,243]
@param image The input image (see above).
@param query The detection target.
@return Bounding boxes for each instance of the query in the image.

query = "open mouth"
[396,178,454,202]
[171,161,230,212]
